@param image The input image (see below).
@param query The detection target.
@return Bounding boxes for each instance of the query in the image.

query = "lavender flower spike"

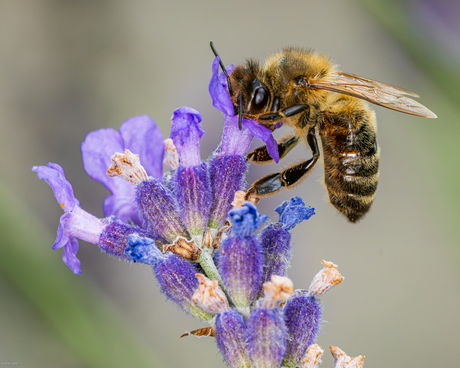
[170,107,211,242]
[248,276,293,368]
[260,197,315,286]
[219,202,267,314]
[81,115,164,226]
[32,163,106,274]
[126,234,213,322]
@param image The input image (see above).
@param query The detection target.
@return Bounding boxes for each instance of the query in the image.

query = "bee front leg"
[247,134,299,165]
[246,129,319,197]
[246,104,310,125]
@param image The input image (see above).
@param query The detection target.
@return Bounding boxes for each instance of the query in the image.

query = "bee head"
[230,64,271,116]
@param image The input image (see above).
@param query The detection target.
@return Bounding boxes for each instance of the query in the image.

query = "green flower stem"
[198,247,224,290]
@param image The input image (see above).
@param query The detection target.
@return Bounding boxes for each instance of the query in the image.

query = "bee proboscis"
[211,43,436,222]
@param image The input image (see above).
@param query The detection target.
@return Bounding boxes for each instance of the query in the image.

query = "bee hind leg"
[246,129,319,197]
[247,134,299,165]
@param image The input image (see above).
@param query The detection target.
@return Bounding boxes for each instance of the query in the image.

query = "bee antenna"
[237,91,243,130]
[210,41,233,96]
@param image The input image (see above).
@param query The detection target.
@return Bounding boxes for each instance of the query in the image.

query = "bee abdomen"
[320,100,379,222]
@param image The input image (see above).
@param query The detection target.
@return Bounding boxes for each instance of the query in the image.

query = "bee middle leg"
[247,134,299,165]
[246,129,319,197]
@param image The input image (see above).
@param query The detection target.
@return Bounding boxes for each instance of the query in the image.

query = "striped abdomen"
[319,97,379,222]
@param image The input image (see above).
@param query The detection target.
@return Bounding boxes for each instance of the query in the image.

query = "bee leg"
[247,129,319,197]
[253,104,310,124]
[247,134,299,165]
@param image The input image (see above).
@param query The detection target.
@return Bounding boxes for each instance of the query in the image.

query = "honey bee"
[210,43,437,222]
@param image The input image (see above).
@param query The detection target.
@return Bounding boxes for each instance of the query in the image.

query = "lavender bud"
[282,291,322,368]
[216,309,251,368]
[259,223,292,284]
[173,163,212,240]
[248,307,287,368]
[208,154,247,229]
[125,234,213,322]
[99,218,162,260]
[136,179,189,243]
[219,202,267,314]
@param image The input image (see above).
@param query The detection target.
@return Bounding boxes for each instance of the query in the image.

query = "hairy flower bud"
[248,307,286,368]
[125,234,213,322]
[219,202,267,314]
[216,309,251,368]
[135,179,189,242]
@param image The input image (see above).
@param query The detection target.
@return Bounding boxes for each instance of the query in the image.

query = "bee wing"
[309,72,437,118]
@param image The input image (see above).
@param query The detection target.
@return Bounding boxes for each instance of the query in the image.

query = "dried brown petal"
[261,275,294,308]
[107,149,149,185]
[180,327,216,338]
[330,346,364,368]
[163,236,201,261]
[192,274,229,314]
[302,344,324,368]
[308,260,343,298]
[163,138,179,170]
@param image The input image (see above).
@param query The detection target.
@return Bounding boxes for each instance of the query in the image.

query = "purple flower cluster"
[32,57,361,368]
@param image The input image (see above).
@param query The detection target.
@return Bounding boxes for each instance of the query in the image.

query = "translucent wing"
[309,72,437,118]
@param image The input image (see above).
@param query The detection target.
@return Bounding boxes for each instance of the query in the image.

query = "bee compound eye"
[254,87,268,108]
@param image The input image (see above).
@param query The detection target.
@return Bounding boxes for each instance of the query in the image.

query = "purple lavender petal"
[220,115,254,156]
[103,192,139,225]
[62,238,81,274]
[275,196,315,231]
[244,120,280,163]
[32,163,78,210]
[125,234,165,265]
[208,154,247,229]
[248,307,287,368]
[209,56,235,116]
[170,107,204,168]
[81,128,126,194]
[216,310,251,368]
[228,202,268,238]
[219,114,279,161]
[33,164,106,274]
[283,291,322,367]
[119,115,164,179]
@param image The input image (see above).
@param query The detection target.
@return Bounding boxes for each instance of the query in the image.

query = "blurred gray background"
[1,0,459,367]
